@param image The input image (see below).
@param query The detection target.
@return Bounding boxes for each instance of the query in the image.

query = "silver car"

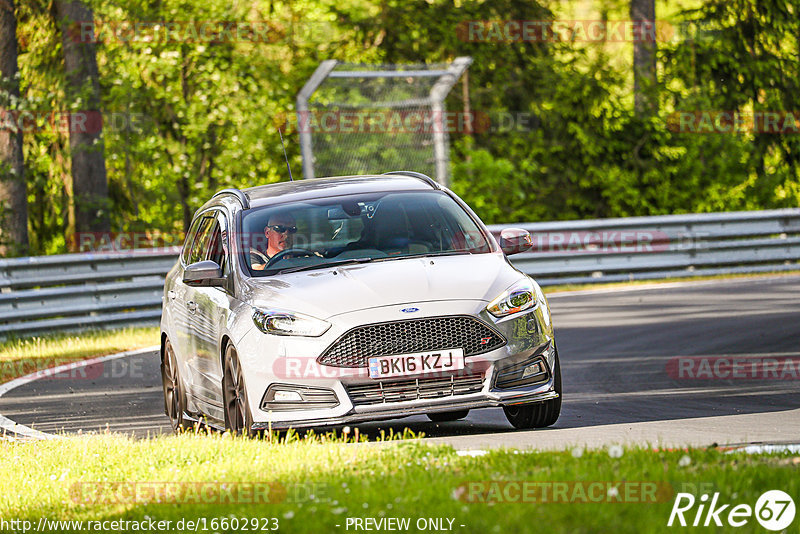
[160,172,561,434]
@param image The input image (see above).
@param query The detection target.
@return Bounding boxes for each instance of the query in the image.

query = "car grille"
[346,373,485,406]
[317,315,506,368]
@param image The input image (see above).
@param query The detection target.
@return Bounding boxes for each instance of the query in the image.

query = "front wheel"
[503,345,562,429]
[222,344,253,435]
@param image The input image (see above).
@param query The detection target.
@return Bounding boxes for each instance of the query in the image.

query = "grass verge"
[0,327,159,383]
[543,270,800,294]
[0,434,798,533]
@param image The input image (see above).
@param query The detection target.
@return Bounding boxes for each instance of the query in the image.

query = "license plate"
[368,349,465,379]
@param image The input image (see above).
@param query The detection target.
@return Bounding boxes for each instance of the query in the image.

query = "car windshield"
[239,190,492,276]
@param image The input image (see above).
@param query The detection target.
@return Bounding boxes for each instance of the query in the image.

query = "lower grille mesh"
[345,373,484,406]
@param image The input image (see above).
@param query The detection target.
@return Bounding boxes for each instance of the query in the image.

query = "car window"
[205,214,229,276]
[181,216,204,265]
[189,216,214,265]
[240,190,491,276]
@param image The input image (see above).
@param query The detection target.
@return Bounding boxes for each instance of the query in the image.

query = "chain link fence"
[296,58,472,187]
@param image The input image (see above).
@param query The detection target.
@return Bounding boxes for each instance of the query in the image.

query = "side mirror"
[499,228,533,256]
[183,260,225,287]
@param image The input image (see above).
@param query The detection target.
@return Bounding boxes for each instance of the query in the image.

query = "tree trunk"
[55,0,110,238]
[631,0,657,114]
[0,0,28,256]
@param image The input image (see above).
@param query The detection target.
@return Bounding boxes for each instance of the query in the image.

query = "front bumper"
[238,298,557,430]
[251,382,558,430]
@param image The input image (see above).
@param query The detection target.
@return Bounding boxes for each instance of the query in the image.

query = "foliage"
[10,0,800,252]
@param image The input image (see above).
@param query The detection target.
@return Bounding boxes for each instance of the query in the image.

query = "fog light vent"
[273,390,303,402]
[494,354,549,389]
[522,362,544,379]
[261,384,339,411]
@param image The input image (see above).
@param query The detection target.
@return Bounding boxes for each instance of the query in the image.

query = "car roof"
[240,174,437,209]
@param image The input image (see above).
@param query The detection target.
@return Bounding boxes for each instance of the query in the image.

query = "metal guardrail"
[1,209,799,337]
[0,249,178,338]
[487,208,800,285]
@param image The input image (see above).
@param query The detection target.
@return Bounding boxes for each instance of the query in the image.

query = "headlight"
[487,278,541,318]
[252,309,331,337]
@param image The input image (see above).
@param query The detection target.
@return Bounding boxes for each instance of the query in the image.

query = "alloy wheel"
[223,344,251,434]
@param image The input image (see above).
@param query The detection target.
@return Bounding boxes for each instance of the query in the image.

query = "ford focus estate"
[160,172,561,434]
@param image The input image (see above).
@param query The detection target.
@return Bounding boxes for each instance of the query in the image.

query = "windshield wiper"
[274,257,374,275]
[428,250,474,256]
[272,251,474,275]
[396,250,475,260]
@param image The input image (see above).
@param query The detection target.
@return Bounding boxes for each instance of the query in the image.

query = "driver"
[250,212,297,270]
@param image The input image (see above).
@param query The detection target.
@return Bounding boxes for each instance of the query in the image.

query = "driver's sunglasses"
[267,224,297,234]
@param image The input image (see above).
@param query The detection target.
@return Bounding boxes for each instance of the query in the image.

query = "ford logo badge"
[400,307,419,313]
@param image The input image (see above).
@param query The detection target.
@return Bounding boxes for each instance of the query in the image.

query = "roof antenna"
[278,127,294,181]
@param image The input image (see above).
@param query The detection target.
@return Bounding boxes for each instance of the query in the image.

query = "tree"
[661,0,800,209]
[630,0,656,113]
[11,0,800,254]
[55,0,109,237]
[0,0,28,256]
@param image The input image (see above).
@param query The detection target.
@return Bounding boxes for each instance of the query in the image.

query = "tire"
[427,410,470,422]
[161,338,190,433]
[503,345,562,429]
[222,343,253,435]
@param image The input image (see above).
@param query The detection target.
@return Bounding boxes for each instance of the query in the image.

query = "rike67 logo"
[668,490,796,530]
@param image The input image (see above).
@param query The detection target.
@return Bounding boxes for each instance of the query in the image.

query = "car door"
[168,215,211,366]
[186,210,234,420]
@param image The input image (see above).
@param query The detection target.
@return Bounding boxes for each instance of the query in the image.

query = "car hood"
[240,253,524,320]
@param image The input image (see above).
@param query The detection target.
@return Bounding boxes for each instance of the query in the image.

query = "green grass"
[0,434,797,533]
[0,327,159,383]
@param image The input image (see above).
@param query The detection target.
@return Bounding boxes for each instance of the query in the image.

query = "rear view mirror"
[183,260,225,287]
[499,228,533,256]
[327,208,348,220]
[327,201,365,220]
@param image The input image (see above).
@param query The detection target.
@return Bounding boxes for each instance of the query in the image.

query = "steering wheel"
[265,248,316,267]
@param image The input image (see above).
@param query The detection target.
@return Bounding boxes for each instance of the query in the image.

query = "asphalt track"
[1,276,799,449]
